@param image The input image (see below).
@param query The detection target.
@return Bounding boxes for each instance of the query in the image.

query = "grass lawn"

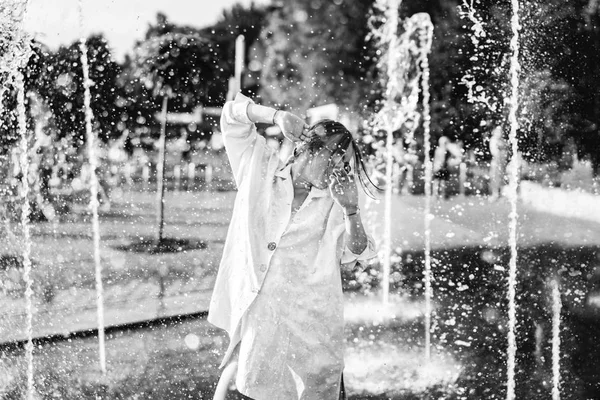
[1,190,600,399]
[0,189,232,342]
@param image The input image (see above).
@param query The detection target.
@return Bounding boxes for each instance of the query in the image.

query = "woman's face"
[291,142,354,190]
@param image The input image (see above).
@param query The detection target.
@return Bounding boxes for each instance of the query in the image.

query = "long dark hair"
[307,119,381,198]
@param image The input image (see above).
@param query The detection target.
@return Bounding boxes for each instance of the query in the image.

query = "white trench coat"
[208,93,377,400]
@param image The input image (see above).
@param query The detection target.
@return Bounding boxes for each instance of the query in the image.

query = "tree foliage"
[520,0,600,171]
[41,34,121,145]
[1,34,120,155]
[3,0,600,177]
[202,2,269,99]
[256,0,600,171]
[132,32,213,104]
[0,39,39,155]
[258,0,378,115]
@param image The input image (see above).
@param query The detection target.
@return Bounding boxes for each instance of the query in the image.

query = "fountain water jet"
[367,0,434,359]
[366,0,403,307]
[78,0,107,375]
[458,0,498,112]
[506,0,521,398]
[1,1,35,398]
[0,1,31,112]
[551,278,562,400]
[415,15,434,361]
[16,70,35,400]
[381,0,400,307]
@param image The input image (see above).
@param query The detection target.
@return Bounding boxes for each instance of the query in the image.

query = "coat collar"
[274,161,292,179]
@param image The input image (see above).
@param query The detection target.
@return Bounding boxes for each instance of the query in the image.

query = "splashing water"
[458,0,496,111]
[506,0,521,398]
[17,72,35,400]
[2,1,35,398]
[367,0,402,305]
[366,0,403,306]
[551,278,562,400]
[368,0,432,302]
[78,0,107,375]
[460,1,526,394]
[459,0,486,51]
[381,0,401,307]
[368,1,435,360]
[414,14,434,361]
[0,0,31,111]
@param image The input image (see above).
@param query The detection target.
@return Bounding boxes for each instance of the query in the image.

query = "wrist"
[272,109,282,125]
[247,103,279,125]
[343,206,359,217]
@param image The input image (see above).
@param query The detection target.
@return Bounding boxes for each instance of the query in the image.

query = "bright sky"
[24,0,270,60]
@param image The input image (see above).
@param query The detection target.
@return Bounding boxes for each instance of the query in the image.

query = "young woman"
[208,93,377,400]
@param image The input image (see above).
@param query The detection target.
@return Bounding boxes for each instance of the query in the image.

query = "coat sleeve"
[340,233,378,266]
[329,203,379,268]
[220,93,260,187]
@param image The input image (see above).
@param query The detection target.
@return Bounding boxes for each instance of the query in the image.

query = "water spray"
[551,278,562,400]
[368,0,435,359]
[1,1,35,397]
[78,0,107,375]
[415,14,434,362]
[381,0,402,306]
[506,0,521,397]
[17,70,35,400]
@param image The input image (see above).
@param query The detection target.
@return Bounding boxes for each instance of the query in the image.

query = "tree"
[256,0,487,161]
[138,13,235,110]
[546,0,600,173]
[202,1,269,100]
[511,0,600,171]
[132,28,216,246]
[0,36,39,221]
[37,34,121,146]
[403,0,600,170]
[0,35,120,156]
[1,39,49,157]
[258,0,378,116]
[114,53,159,152]
[397,0,512,158]
[518,70,577,164]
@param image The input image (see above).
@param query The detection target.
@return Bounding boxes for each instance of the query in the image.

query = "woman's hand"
[329,167,359,211]
[274,111,310,142]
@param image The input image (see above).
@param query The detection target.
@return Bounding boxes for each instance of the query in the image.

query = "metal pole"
[156,96,169,245]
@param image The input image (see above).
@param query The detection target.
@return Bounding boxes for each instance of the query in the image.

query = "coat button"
[267,242,277,251]
[259,264,267,272]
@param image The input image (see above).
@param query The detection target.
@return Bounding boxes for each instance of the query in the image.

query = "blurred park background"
[2,0,600,399]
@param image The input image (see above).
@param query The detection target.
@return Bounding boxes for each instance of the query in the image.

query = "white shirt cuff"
[230,92,254,125]
[341,234,378,264]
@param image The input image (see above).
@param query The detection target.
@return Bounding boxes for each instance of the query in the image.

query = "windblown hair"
[306,119,380,198]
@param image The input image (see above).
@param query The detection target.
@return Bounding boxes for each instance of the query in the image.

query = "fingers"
[276,112,307,141]
[331,168,354,183]
[283,118,311,142]
[299,131,311,141]
[298,125,313,142]
[329,175,345,195]
[329,169,356,195]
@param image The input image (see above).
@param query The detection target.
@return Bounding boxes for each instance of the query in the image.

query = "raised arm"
[219,93,261,186]
[329,169,368,254]
[329,168,378,266]
[220,93,309,185]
